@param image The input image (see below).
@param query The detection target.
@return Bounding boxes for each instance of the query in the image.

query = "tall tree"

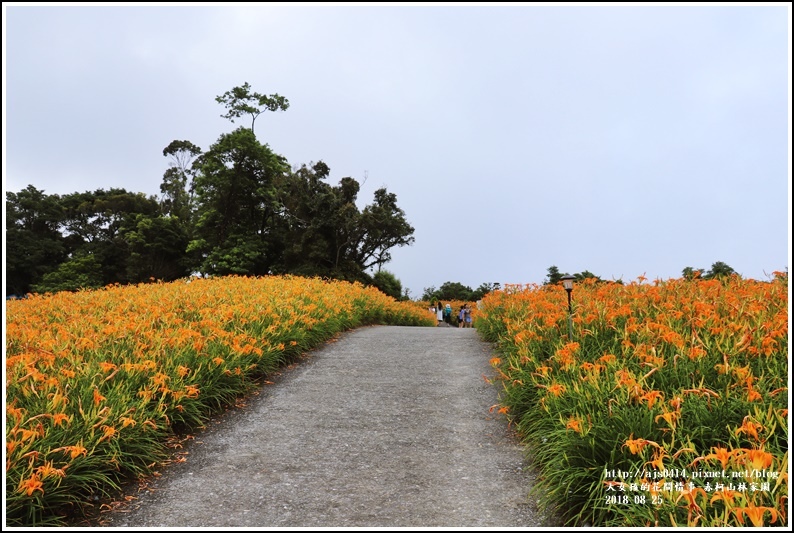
[704,261,739,280]
[682,266,704,280]
[421,286,437,301]
[574,270,602,282]
[188,127,290,275]
[432,281,475,301]
[275,161,339,276]
[160,140,201,220]
[544,265,566,285]
[472,282,501,300]
[215,82,289,136]
[275,162,415,282]
[353,187,415,272]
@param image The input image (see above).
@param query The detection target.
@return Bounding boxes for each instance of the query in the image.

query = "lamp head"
[561,275,575,292]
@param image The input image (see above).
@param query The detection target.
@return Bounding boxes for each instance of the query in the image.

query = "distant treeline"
[542,263,744,284]
[418,262,749,304]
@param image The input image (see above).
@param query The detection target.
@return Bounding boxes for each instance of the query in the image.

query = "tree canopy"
[372,270,404,300]
[682,261,739,280]
[421,281,501,302]
[6,84,415,297]
[215,82,289,136]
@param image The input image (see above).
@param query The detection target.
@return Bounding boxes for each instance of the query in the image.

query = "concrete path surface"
[98,325,560,528]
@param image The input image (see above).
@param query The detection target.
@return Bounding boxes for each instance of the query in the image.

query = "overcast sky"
[4,3,791,298]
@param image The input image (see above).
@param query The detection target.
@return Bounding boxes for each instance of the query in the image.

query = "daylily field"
[5,275,434,526]
[478,273,789,527]
[4,272,789,527]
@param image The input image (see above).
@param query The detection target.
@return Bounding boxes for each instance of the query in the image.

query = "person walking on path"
[464,304,473,328]
[436,302,444,326]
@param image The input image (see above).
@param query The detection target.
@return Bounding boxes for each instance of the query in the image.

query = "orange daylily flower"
[614,369,637,389]
[710,487,739,506]
[623,434,661,455]
[7,405,26,421]
[669,396,684,411]
[99,362,117,372]
[52,413,70,427]
[746,387,762,402]
[15,428,39,444]
[151,372,170,387]
[546,383,566,397]
[737,448,774,471]
[687,345,706,360]
[676,485,707,524]
[694,446,734,470]
[734,505,778,527]
[65,445,87,459]
[92,388,106,406]
[654,410,680,429]
[7,439,19,456]
[100,425,117,441]
[640,390,664,410]
[645,448,667,470]
[533,365,551,377]
[598,354,616,364]
[735,416,764,442]
[565,417,583,434]
[35,461,66,479]
[18,473,44,497]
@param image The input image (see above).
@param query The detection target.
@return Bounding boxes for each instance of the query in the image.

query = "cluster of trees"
[421,281,502,302]
[543,266,607,285]
[681,262,738,280]
[6,83,415,297]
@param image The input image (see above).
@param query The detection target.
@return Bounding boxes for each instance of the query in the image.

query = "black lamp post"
[561,275,575,338]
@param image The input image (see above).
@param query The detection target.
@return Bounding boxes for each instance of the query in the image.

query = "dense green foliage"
[544,265,610,285]
[372,269,404,300]
[421,281,501,302]
[682,262,739,280]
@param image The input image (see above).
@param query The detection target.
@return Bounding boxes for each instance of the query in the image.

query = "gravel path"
[98,325,560,528]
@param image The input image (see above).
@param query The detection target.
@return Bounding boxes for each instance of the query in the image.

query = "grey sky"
[4,3,791,298]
